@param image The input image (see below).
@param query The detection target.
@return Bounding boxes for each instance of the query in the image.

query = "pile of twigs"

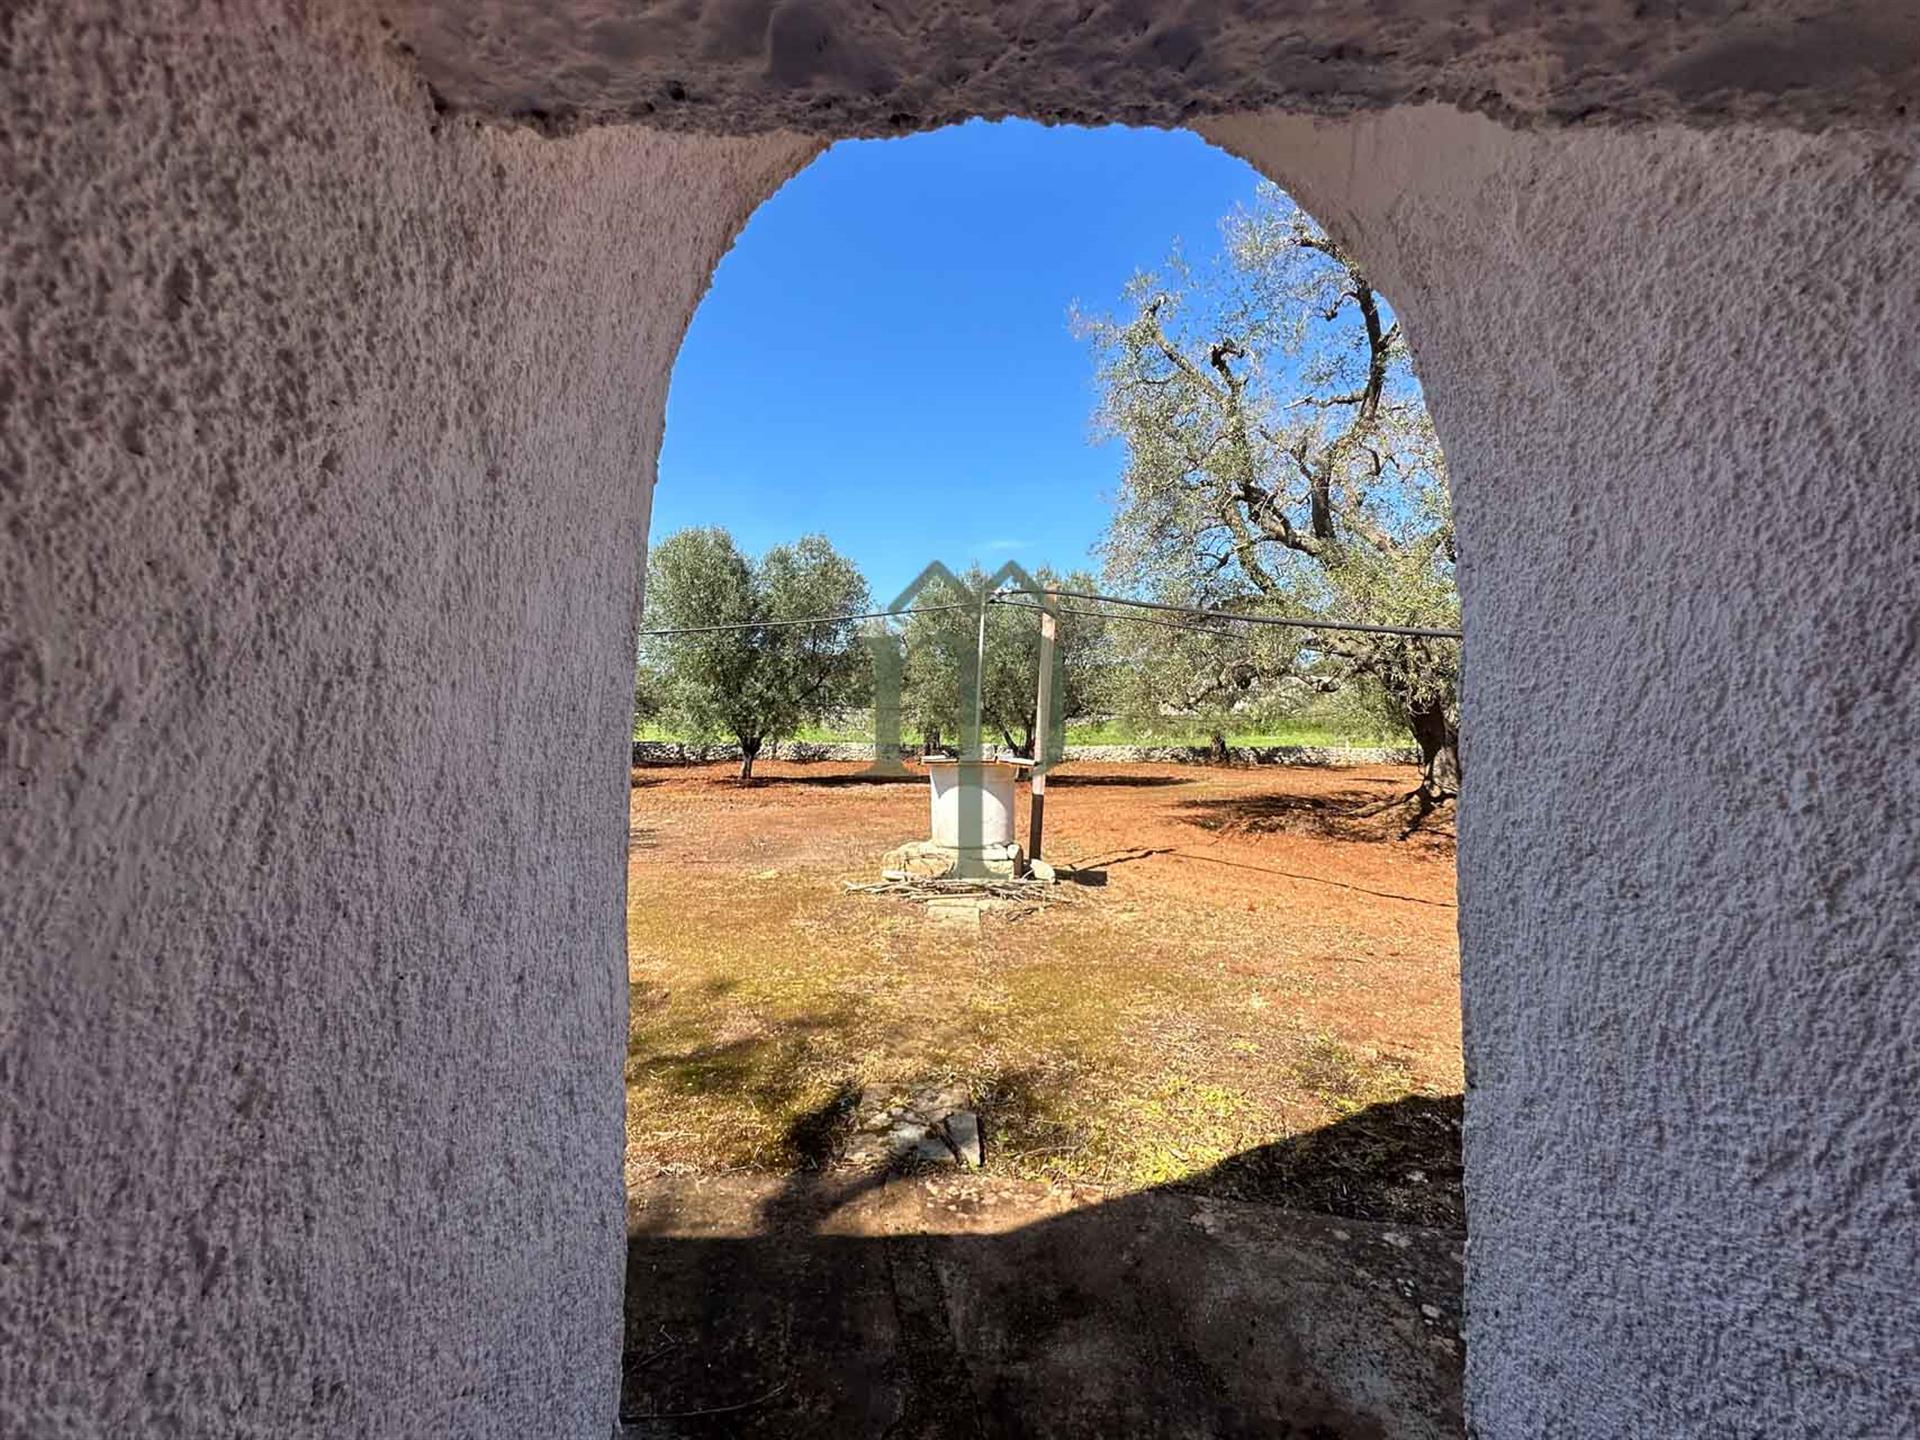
[845,875,1072,907]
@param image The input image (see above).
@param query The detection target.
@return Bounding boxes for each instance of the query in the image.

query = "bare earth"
[623,760,1464,1435]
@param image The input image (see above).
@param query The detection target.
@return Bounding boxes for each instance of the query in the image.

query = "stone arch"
[4,4,1916,1437]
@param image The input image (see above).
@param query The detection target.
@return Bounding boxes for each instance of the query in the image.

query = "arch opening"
[621,117,1467,1435]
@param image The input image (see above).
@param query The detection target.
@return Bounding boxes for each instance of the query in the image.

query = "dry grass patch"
[625,761,1463,1228]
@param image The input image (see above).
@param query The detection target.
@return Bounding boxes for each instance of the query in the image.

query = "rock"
[944,1110,983,1167]
[926,898,982,931]
[883,840,958,879]
[923,1084,968,1112]
[1028,858,1056,883]
[842,1083,980,1170]
[878,839,1026,880]
[913,1132,957,1164]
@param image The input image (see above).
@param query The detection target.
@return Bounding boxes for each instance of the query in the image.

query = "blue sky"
[652,119,1271,605]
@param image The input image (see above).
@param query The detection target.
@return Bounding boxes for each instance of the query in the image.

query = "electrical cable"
[992,598,1246,639]
[993,586,1461,641]
[637,602,975,638]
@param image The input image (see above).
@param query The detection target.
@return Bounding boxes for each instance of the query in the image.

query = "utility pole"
[1028,590,1057,863]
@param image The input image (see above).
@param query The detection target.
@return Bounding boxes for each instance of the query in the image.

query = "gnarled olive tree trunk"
[1405,697,1460,803]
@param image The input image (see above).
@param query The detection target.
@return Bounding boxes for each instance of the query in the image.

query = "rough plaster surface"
[1201,108,1920,1435]
[392,0,1920,134]
[0,3,813,1433]
[6,3,1918,1438]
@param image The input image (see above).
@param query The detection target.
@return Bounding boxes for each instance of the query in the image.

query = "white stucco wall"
[5,2,1915,1437]
[0,5,813,1434]
[1203,109,1920,1434]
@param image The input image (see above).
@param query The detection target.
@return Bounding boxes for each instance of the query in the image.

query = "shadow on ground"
[1046,771,1196,788]
[723,769,1197,789]
[1150,849,1456,910]
[1176,785,1454,845]
[1186,1094,1463,1228]
[743,772,926,787]
[621,1098,1465,1438]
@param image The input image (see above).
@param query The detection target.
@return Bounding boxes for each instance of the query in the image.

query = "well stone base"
[882,839,1026,880]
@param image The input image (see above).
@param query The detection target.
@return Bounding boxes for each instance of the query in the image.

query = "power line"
[637,587,1462,643]
[993,587,1462,641]
[993,597,1247,639]
[637,602,975,639]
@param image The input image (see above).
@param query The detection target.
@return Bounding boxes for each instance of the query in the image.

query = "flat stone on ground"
[924,897,982,931]
[845,1085,982,1170]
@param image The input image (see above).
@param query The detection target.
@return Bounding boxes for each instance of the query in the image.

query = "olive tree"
[1079,184,1461,804]
[638,528,870,779]
[1095,609,1304,756]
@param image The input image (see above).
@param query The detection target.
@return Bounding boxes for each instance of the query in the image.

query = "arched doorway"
[624,116,1466,1433]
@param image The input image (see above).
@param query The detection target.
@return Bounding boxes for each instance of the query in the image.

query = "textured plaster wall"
[1203,108,1920,1434]
[0,4,812,1433]
[6,2,1918,1438]
[398,0,1920,133]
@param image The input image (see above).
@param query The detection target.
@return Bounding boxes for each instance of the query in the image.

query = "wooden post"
[1029,590,1057,862]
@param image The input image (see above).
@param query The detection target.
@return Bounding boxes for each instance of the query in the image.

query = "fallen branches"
[845,875,1075,918]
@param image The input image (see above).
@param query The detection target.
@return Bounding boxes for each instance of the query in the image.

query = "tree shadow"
[1183,1093,1464,1229]
[1052,846,1449,908]
[744,772,924,788]
[782,1081,862,1170]
[1176,786,1455,847]
[1049,846,1171,886]
[1045,772,1195,788]
[625,1013,854,1119]
[621,1093,1465,1438]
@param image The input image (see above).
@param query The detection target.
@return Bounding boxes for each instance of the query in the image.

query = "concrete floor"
[622,1173,1463,1438]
